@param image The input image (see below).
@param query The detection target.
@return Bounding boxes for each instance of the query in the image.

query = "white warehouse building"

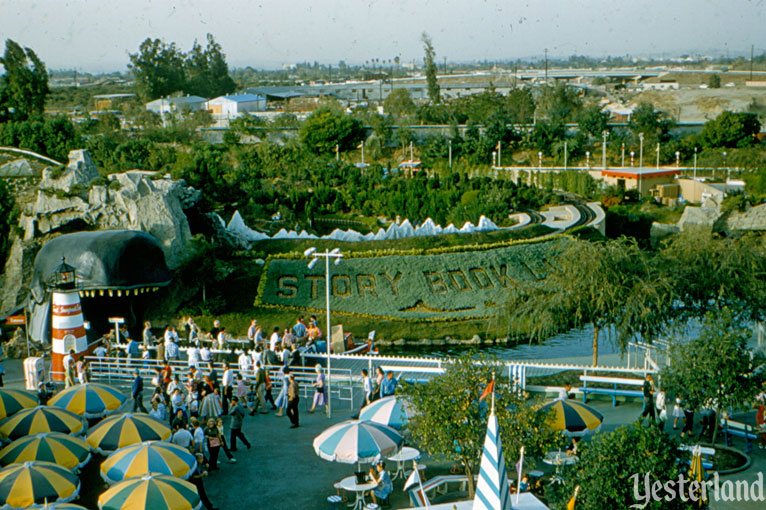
[205,94,267,118]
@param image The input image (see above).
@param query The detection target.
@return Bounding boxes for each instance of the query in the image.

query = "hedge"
[256,237,570,320]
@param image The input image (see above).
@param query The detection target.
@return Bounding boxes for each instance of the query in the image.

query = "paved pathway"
[2,359,764,509]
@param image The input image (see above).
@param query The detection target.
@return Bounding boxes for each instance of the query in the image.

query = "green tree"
[699,111,761,148]
[657,232,766,323]
[578,105,610,139]
[0,39,49,121]
[421,32,440,103]
[661,312,766,442]
[708,73,721,89]
[506,238,671,366]
[628,103,674,144]
[529,120,565,156]
[382,88,415,118]
[562,423,700,509]
[0,116,80,161]
[299,107,365,155]
[129,38,186,100]
[537,83,582,123]
[505,88,536,124]
[184,34,236,99]
[406,355,561,499]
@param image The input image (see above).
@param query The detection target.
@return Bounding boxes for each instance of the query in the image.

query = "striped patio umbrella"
[0,389,39,420]
[87,413,171,454]
[358,396,414,430]
[98,474,201,510]
[472,411,512,510]
[313,419,403,464]
[48,383,127,419]
[101,441,197,484]
[0,461,80,509]
[0,432,91,470]
[539,399,603,437]
[0,406,84,441]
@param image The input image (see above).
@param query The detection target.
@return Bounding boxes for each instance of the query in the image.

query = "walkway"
[1,359,764,509]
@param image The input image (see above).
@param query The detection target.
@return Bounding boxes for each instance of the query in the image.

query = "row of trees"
[128,34,236,100]
[507,232,766,365]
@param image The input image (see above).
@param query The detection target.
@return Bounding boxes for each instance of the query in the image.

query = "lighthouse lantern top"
[53,257,76,290]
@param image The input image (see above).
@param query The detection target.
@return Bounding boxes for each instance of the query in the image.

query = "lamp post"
[563,141,568,171]
[304,247,343,418]
[448,139,452,169]
[638,132,644,168]
[655,143,660,169]
[601,130,608,169]
[497,141,502,167]
[693,147,698,180]
[621,143,625,168]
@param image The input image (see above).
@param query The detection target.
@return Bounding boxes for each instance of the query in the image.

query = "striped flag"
[471,411,512,510]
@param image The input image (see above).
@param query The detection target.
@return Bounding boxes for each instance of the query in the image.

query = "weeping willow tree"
[506,237,672,366]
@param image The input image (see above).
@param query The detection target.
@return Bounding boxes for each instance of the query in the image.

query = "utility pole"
[602,130,608,169]
[448,139,452,168]
[544,48,548,82]
[751,44,755,81]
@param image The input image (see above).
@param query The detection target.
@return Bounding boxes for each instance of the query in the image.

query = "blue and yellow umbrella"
[0,389,39,420]
[0,406,84,441]
[48,383,127,419]
[0,432,91,470]
[101,441,197,484]
[98,474,201,510]
[0,461,80,509]
[539,399,604,436]
[87,413,171,454]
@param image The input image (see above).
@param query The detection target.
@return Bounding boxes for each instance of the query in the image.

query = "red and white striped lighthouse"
[50,258,87,381]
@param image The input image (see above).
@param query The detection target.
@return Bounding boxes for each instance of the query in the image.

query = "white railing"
[84,356,356,411]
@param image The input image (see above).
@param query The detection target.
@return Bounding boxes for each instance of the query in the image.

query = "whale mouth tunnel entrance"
[29,230,172,345]
[78,288,164,340]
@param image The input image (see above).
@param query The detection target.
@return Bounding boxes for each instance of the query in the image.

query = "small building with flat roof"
[145,95,208,114]
[93,93,136,111]
[601,167,681,196]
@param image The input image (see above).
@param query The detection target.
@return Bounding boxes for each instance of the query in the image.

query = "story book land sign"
[258,238,567,319]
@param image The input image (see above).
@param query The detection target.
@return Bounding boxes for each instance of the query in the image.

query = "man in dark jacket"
[229,396,251,451]
[132,369,147,412]
[191,453,218,510]
[287,373,300,429]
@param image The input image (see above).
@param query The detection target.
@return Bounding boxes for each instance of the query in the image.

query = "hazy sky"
[0,0,763,72]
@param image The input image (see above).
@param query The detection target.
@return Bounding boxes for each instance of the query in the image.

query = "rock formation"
[0,149,200,316]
